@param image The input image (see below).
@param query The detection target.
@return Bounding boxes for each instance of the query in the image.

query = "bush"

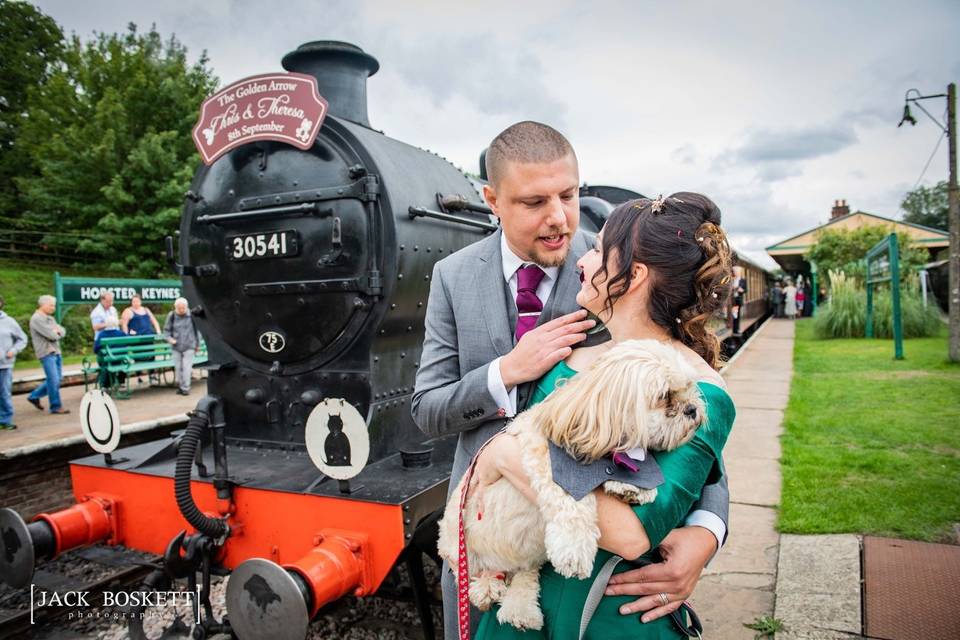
[814,270,942,340]
[14,308,96,362]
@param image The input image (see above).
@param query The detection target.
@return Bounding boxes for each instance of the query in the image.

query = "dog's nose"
[683,404,699,420]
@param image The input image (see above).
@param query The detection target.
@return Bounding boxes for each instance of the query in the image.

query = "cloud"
[386,37,567,125]
[730,123,859,164]
[671,144,696,165]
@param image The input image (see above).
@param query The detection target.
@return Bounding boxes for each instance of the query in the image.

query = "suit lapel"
[475,231,514,357]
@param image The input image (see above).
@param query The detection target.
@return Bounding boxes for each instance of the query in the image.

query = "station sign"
[53,273,183,322]
[192,72,328,165]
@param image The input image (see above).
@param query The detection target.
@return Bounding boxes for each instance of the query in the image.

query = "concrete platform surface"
[775,534,862,639]
[686,318,795,638]
[0,374,206,458]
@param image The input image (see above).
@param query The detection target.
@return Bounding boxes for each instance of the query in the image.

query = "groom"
[412,121,728,638]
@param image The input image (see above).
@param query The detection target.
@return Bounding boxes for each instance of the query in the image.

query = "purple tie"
[515,264,546,341]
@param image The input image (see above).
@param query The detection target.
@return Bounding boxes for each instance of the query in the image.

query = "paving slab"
[725,457,782,507]
[705,503,780,579]
[775,534,862,639]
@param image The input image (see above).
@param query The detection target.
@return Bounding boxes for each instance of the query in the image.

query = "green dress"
[474,360,736,640]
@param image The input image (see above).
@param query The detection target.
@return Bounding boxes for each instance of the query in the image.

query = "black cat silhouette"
[323,413,351,466]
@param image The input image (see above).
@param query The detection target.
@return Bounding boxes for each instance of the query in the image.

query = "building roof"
[766,210,948,255]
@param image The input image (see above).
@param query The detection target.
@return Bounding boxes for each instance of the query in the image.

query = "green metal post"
[889,235,904,359]
[54,271,63,323]
[865,280,874,338]
[810,262,818,314]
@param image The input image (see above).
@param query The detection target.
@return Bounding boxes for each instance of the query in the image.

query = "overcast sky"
[33,0,960,269]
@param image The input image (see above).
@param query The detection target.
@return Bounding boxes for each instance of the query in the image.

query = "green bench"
[82,335,208,399]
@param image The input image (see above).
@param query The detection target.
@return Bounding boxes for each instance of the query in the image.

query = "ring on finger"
[658,592,669,606]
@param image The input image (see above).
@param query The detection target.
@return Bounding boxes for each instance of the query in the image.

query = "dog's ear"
[536,344,663,462]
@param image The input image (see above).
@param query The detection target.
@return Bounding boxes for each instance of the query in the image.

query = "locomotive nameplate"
[226,230,299,261]
[305,399,370,480]
[192,72,328,165]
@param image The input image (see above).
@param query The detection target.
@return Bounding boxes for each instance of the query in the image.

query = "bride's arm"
[473,433,650,558]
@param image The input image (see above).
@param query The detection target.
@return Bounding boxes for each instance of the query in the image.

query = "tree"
[0,1,63,222]
[901,181,948,230]
[16,24,218,275]
[806,225,927,286]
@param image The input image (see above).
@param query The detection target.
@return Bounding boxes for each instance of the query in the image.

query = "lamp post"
[899,84,959,362]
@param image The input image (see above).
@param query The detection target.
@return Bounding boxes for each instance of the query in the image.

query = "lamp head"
[898,103,917,127]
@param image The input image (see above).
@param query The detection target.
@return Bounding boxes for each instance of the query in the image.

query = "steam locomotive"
[0,40,768,640]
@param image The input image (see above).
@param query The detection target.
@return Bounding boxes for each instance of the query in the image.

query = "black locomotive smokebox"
[282,40,379,128]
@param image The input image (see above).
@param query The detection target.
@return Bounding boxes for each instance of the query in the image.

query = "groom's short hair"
[485,121,575,187]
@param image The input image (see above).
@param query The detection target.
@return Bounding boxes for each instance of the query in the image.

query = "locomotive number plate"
[226,230,299,261]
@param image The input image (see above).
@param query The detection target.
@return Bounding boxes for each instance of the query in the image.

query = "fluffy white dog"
[437,339,707,630]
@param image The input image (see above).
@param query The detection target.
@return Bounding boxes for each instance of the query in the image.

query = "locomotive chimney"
[282,41,379,128]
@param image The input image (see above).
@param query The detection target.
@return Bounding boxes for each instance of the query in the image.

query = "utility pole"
[900,83,959,361]
[948,83,959,362]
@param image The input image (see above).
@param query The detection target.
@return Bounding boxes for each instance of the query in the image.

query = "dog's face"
[634,341,706,452]
[536,339,706,462]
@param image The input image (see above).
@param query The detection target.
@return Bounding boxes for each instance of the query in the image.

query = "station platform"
[0,375,204,459]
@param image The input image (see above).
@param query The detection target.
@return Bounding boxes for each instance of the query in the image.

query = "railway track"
[0,544,442,640]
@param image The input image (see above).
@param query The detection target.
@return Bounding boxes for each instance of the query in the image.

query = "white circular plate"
[80,389,121,453]
[304,398,369,480]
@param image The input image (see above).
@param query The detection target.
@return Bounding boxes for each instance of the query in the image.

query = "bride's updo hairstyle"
[590,192,734,369]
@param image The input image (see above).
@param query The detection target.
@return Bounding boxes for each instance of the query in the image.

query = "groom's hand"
[500,310,594,389]
[603,526,716,622]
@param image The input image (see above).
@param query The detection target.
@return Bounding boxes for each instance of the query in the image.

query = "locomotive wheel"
[0,508,35,588]
[225,558,310,640]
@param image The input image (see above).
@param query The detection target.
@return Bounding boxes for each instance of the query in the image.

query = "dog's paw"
[469,573,508,611]
[603,481,657,505]
[544,521,596,580]
[496,593,544,630]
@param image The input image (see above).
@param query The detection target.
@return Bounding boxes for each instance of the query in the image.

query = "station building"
[765,200,949,308]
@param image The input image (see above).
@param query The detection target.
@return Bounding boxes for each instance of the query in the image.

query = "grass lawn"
[780,319,960,542]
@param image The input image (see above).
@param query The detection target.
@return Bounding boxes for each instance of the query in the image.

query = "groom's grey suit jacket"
[411,228,729,528]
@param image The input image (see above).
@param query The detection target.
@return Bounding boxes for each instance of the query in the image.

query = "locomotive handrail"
[437,193,494,215]
[196,201,327,224]
[408,206,497,232]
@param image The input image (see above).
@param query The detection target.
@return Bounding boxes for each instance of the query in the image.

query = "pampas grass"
[814,270,943,340]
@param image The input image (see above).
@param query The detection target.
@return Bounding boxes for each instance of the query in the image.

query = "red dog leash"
[457,432,502,640]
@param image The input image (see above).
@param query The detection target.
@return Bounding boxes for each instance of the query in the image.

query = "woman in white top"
[783,281,798,319]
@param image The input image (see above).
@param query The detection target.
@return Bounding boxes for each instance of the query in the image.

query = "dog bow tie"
[612,452,641,472]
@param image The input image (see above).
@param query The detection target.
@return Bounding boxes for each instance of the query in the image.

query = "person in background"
[772,281,784,318]
[93,317,127,389]
[163,298,201,396]
[0,295,29,430]
[796,286,806,317]
[121,295,161,336]
[90,291,119,340]
[27,295,69,414]
[783,280,798,320]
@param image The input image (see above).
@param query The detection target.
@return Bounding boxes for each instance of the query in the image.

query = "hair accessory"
[650,194,666,213]
[675,317,681,324]
[677,229,683,238]
[712,292,718,299]
[696,236,704,243]
[720,275,731,285]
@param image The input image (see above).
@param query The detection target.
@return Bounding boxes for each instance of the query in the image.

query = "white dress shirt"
[484,233,727,550]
